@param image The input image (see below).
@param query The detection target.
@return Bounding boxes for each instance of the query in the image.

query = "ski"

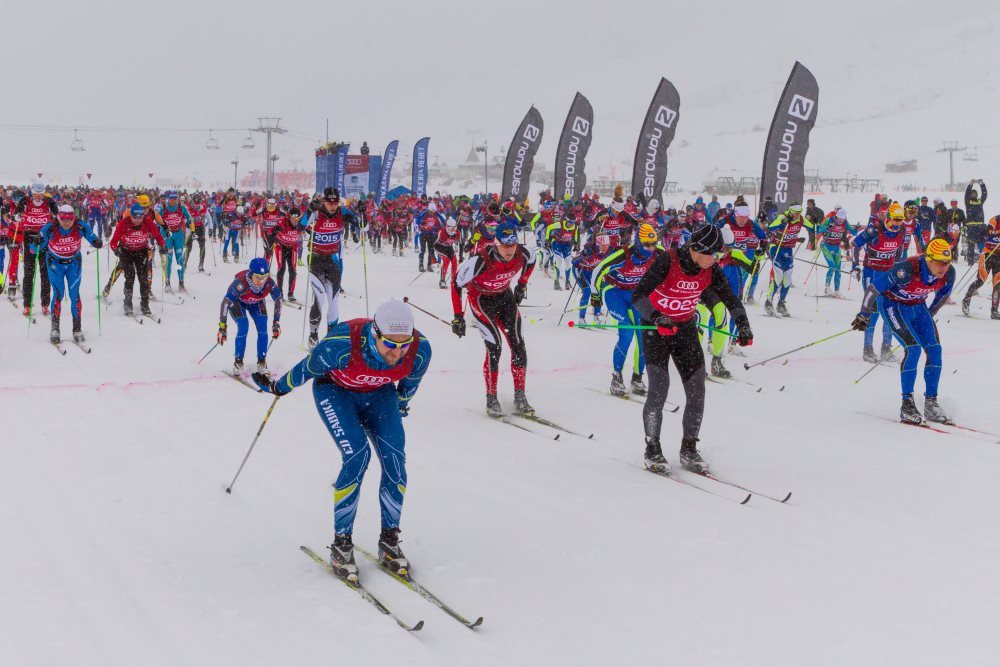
[624,460,751,504]
[858,411,950,434]
[51,341,67,356]
[299,546,424,632]
[224,370,261,392]
[72,340,93,354]
[142,313,162,324]
[355,547,484,629]
[519,303,551,308]
[586,387,679,412]
[689,471,791,503]
[161,296,185,306]
[281,299,304,310]
[466,408,558,440]
[128,313,144,324]
[934,421,1000,442]
[511,413,594,439]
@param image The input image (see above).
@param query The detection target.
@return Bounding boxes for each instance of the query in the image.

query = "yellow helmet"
[136,194,151,208]
[925,238,953,262]
[888,202,904,220]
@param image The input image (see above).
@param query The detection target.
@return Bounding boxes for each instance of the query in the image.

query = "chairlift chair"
[963,148,978,162]
[206,130,220,150]
[70,129,85,152]
[242,133,255,149]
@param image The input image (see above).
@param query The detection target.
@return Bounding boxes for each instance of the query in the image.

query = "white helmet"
[236,206,245,215]
[446,217,457,228]
[30,182,45,195]
[428,202,438,212]
[610,200,625,213]
[835,208,848,221]
[646,198,660,214]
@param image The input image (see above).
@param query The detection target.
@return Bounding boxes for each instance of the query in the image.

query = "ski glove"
[217,322,227,345]
[272,321,281,339]
[851,313,870,331]
[92,238,104,249]
[851,264,861,280]
[736,321,754,347]
[654,315,677,336]
[251,372,290,396]
[451,314,466,338]
[399,403,410,418]
[513,283,527,304]
[590,293,602,309]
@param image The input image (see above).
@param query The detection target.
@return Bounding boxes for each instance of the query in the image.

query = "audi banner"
[553,93,594,201]
[411,137,430,196]
[759,61,819,209]
[376,139,398,203]
[501,106,544,202]
[630,77,681,203]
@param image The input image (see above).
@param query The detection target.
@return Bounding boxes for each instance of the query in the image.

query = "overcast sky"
[2,0,997,189]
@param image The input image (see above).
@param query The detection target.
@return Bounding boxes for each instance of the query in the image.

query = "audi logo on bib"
[676,280,701,290]
[352,375,391,387]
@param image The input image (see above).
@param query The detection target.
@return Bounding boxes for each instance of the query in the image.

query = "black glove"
[851,313,871,331]
[513,283,527,304]
[309,198,321,212]
[251,372,290,395]
[399,403,410,418]
[272,321,281,339]
[736,321,753,347]
[451,314,466,338]
[92,238,104,249]
[0,236,8,248]
[654,315,677,336]
[590,293,602,309]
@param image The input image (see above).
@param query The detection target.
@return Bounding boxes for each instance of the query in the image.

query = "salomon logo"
[788,95,815,121]
[654,105,677,129]
[523,124,540,142]
[571,117,590,136]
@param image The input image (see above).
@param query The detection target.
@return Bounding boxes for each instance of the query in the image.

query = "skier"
[546,212,579,291]
[108,202,166,317]
[306,187,357,348]
[416,202,444,272]
[450,219,536,418]
[184,193,209,273]
[251,299,432,582]
[851,238,955,424]
[217,258,282,374]
[632,224,753,474]
[222,206,245,263]
[852,203,906,363]
[763,203,807,317]
[571,232,612,323]
[963,179,988,265]
[16,182,58,316]
[816,208,852,296]
[274,207,305,301]
[433,217,461,289]
[590,223,661,397]
[40,205,103,344]
[960,213,1000,319]
[258,197,284,263]
[158,191,192,292]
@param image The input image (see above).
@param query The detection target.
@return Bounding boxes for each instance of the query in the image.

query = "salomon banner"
[759,61,819,208]
[553,93,594,201]
[334,144,350,193]
[343,155,370,199]
[631,78,680,203]
[411,137,430,196]
[377,140,398,203]
[501,106,544,202]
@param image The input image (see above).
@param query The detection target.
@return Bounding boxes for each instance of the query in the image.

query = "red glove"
[655,315,677,336]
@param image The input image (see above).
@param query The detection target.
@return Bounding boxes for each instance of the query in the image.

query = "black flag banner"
[630,78,680,203]
[759,61,819,208]
[501,106,544,202]
[553,93,594,201]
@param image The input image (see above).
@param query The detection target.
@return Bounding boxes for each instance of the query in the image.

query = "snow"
[3,222,1000,666]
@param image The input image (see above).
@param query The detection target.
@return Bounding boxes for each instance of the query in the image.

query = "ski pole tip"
[225,487,232,494]
[402,296,410,303]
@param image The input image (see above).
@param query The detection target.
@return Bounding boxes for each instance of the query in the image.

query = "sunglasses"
[377,332,413,350]
[641,241,658,248]
[250,272,268,280]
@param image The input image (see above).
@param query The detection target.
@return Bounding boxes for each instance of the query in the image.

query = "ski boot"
[287,295,298,304]
[123,303,134,317]
[439,278,446,289]
[553,277,562,290]
[256,357,269,375]
[679,437,709,474]
[644,437,669,474]
[834,290,842,298]
[165,280,173,294]
[198,266,205,273]
[72,317,84,343]
[711,355,732,379]
[923,396,950,424]
[992,311,1000,320]
[630,373,647,396]
[178,281,188,294]
[880,344,897,362]
[776,300,790,317]
[233,357,244,375]
[961,296,971,316]
[22,305,31,318]
[486,393,504,418]
[863,346,878,363]
[41,304,50,317]
[418,264,425,273]
[900,395,922,425]
[233,254,239,263]
[49,317,60,344]
[610,371,627,397]
[512,390,535,417]
[330,533,359,583]
[223,253,230,263]
[565,278,572,291]
[141,305,153,317]
[764,300,776,316]
[745,295,755,306]
[824,284,833,297]
[378,527,410,578]
[7,282,18,301]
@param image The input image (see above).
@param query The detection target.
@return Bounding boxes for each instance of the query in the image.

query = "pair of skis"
[51,339,92,355]
[300,545,483,632]
[640,462,792,505]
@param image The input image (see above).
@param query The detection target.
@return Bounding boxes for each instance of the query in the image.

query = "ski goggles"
[376,331,413,350]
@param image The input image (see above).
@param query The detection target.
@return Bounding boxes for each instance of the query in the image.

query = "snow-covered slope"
[2,226,999,666]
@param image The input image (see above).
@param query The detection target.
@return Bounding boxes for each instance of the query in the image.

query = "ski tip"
[553,433,560,441]
[588,433,595,440]
[740,493,752,505]
[225,487,232,494]
[779,385,786,392]
[468,617,485,629]
[754,386,763,393]
[669,406,680,413]
[409,620,425,632]
[402,296,409,303]
[780,492,792,503]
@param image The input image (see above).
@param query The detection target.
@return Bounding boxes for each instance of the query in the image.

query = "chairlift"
[242,133,255,150]
[206,130,220,150]
[70,129,85,152]
[963,148,978,162]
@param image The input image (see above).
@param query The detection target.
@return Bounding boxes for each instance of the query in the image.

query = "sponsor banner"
[759,61,819,209]
[501,106,544,201]
[553,92,594,201]
[367,156,381,199]
[343,155,370,199]
[631,77,681,203]
[411,137,430,196]
[377,140,398,203]
[334,144,350,193]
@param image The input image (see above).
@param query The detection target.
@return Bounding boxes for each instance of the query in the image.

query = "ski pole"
[225,395,280,494]
[95,248,102,335]
[743,328,854,370]
[197,342,219,364]
[300,212,316,349]
[402,296,452,326]
[852,346,901,384]
[568,320,737,338]
[360,225,370,318]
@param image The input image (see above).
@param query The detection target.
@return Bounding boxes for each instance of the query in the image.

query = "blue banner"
[334,144,350,193]
[377,140,399,203]
[368,156,381,198]
[315,153,328,192]
[411,137,430,196]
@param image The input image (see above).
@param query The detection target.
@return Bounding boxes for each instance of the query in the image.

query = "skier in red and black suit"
[184,192,210,272]
[305,186,357,348]
[451,220,537,418]
[434,217,461,289]
[416,202,444,272]
[15,183,59,315]
[109,202,166,317]
[257,197,285,263]
[631,225,753,475]
[274,207,306,301]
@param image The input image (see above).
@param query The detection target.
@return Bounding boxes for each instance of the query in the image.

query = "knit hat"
[688,224,724,254]
[374,300,414,336]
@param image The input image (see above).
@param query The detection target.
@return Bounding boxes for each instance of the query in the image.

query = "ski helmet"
[30,181,45,195]
[130,203,145,218]
[249,258,270,275]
